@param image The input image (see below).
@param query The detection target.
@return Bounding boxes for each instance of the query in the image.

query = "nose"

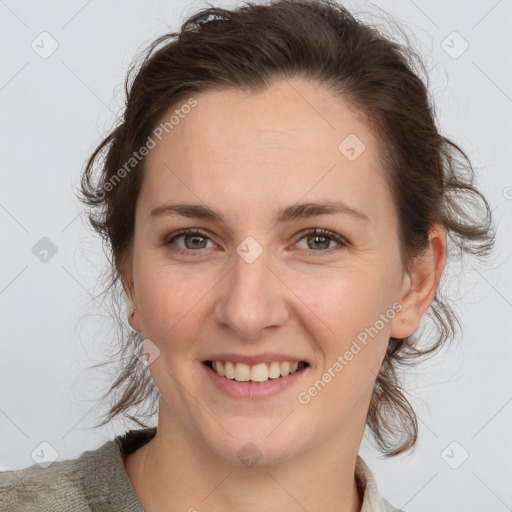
[213,245,290,340]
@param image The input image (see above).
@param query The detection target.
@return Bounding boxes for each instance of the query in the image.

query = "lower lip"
[202,363,307,399]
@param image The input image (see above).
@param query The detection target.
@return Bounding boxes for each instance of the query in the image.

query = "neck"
[125,406,364,512]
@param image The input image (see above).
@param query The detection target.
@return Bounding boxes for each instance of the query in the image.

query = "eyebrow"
[147,200,369,224]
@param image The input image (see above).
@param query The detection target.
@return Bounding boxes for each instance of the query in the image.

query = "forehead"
[140,78,392,225]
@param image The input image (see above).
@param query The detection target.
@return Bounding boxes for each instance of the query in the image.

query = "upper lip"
[202,353,308,365]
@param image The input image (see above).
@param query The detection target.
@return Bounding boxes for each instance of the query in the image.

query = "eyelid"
[292,227,348,255]
[164,228,219,252]
[164,227,348,256]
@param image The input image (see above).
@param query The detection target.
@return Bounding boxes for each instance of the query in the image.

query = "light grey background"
[1,1,511,510]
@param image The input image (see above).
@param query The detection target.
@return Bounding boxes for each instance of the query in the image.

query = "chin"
[200,422,303,468]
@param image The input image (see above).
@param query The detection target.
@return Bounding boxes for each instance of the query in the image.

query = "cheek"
[134,260,208,345]
[301,273,393,407]
[299,268,394,348]
[297,269,396,409]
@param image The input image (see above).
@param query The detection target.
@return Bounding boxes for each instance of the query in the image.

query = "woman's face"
[126,78,417,465]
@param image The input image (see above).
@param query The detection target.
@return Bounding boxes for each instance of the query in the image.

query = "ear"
[121,269,142,333]
[390,224,447,339]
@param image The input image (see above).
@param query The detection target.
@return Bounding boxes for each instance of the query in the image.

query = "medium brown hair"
[78,0,495,457]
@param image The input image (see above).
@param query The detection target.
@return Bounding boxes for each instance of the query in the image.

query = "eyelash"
[163,228,348,257]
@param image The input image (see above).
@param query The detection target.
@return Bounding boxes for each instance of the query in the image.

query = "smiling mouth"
[203,360,309,383]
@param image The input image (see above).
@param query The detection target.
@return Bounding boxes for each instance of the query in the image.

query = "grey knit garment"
[0,427,403,511]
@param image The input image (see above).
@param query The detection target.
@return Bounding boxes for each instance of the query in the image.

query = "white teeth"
[268,361,281,379]
[234,362,251,381]
[251,363,269,382]
[210,360,304,382]
[215,360,225,377]
[225,361,235,379]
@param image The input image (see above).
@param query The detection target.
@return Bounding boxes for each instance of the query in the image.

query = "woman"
[0,0,495,511]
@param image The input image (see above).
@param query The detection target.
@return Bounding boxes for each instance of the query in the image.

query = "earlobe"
[122,274,142,333]
[126,297,142,332]
[128,304,142,332]
[390,224,447,340]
